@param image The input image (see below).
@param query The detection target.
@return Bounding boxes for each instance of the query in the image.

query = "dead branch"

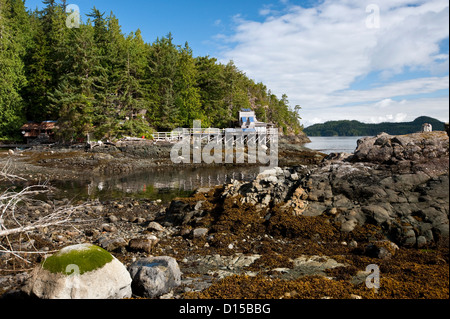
[0,157,26,182]
[0,205,82,237]
[1,160,92,263]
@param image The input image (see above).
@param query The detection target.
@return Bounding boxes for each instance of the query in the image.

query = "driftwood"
[0,160,87,262]
[0,157,26,182]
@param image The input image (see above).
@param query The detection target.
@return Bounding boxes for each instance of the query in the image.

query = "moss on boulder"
[42,244,113,275]
[24,243,132,299]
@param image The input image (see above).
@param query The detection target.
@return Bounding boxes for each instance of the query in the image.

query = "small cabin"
[21,121,57,144]
[238,109,274,133]
[239,109,257,129]
[422,123,432,132]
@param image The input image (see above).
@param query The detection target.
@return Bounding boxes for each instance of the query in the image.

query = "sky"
[24,0,449,127]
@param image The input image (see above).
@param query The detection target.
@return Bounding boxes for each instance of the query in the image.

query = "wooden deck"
[151,128,278,144]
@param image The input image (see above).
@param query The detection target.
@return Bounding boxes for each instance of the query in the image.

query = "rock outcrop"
[352,131,449,166]
[161,131,449,248]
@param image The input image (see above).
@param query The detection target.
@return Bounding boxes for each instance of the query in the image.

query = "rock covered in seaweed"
[158,131,449,249]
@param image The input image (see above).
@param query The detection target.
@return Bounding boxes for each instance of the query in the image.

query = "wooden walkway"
[151,128,278,145]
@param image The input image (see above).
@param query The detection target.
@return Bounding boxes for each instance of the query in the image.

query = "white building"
[239,109,256,129]
[422,123,432,132]
[238,109,274,133]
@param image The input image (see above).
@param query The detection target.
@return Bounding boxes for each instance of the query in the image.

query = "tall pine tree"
[49,21,97,142]
[147,33,179,131]
[23,0,67,121]
[0,0,27,139]
[175,42,202,127]
[117,29,152,137]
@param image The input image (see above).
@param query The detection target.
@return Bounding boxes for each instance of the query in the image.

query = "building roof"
[21,121,57,130]
[21,123,40,130]
[21,121,57,138]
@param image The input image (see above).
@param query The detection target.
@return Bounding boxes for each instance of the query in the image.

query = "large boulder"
[353,131,449,168]
[23,244,132,299]
[128,256,181,298]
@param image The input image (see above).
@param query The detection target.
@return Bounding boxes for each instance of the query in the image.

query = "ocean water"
[1,137,366,201]
[305,136,367,154]
[46,165,265,201]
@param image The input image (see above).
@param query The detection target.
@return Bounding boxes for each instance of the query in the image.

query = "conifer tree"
[175,42,202,127]
[194,56,227,128]
[0,0,27,139]
[86,8,116,139]
[147,33,179,131]
[50,22,97,142]
[117,29,152,137]
[23,0,67,121]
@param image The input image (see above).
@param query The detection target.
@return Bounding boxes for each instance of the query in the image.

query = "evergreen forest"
[0,0,304,142]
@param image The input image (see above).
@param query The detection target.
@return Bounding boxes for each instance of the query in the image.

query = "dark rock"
[364,241,398,259]
[128,256,181,298]
[159,200,193,226]
[97,236,128,252]
[362,205,392,226]
[128,236,159,253]
[353,131,449,168]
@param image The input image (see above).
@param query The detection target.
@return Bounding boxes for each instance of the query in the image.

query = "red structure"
[20,121,57,144]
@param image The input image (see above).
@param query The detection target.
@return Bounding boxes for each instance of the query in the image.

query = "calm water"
[48,165,266,202]
[2,136,366,201]
[305,136,366,154]
[46,135,362,201]
[2,148,268,201]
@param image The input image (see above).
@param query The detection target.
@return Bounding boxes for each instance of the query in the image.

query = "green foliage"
[42,244,113,275]
[304,116,446,137]
[22,0,68,121]
[0,0,305,141]
[0,0,28,139]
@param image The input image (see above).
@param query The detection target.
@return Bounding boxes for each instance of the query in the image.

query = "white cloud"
[323,76,449,107]
[301,96,449,128]
[369,1,449,73]
[375,99,395,108]
[218,0,449,125]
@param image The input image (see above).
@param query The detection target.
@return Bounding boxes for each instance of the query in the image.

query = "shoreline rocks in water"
[0,134,320,180]
[0,131,448,299]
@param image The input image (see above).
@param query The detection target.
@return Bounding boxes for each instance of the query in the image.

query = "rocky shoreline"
[0,134,321,182]
[0,131,448,299]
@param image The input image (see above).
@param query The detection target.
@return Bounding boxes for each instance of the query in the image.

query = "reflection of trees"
[86,167,260,196]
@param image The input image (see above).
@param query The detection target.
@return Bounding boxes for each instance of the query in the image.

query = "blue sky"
[24,0,449,127]
[24,0,272,57]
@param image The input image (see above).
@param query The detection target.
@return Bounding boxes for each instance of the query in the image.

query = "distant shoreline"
[304,116,447,137]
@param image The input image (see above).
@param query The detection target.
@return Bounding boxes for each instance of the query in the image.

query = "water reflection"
[305,136,365,154]
[54,165,263,201]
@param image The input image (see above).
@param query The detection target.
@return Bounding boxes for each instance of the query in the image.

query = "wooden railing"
[151,128,278,143]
